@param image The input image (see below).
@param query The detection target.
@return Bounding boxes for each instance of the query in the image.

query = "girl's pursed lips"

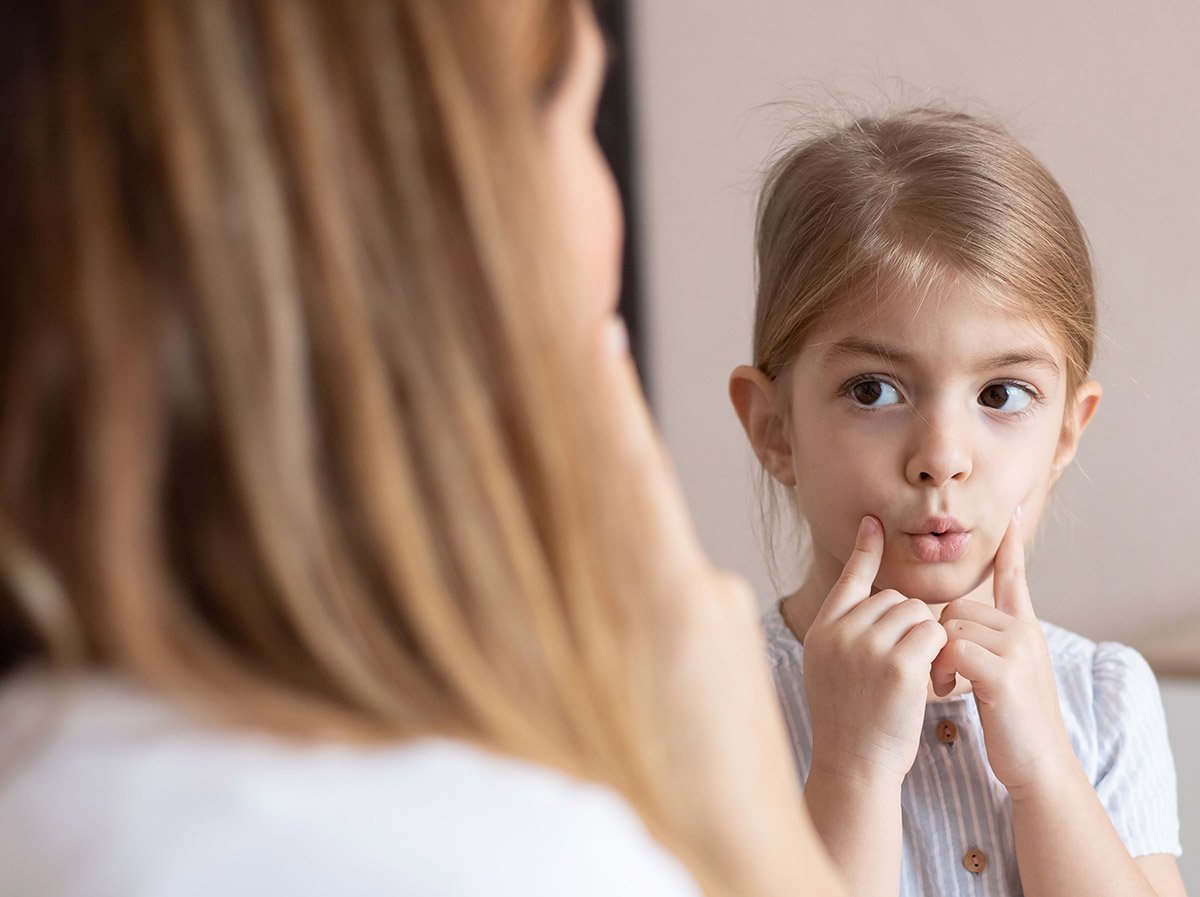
[903,514,967,536]
[907,530,971,563]
[894,515,971,563]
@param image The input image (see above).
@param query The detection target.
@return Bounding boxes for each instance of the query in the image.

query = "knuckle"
[836,569,862,591]
[865,629,892,657]
[1014,636,1044,665]
[945,597,969,617]
[904,597,932,618]
[829,628,856,656]
[919,618,948,644]
[882,654,911,682]
[992,671,1018,699]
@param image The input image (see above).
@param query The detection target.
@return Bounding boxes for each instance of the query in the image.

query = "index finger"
[993,507,1035,622]
[815,516,884,623]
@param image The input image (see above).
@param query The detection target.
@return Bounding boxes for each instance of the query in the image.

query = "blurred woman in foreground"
[0,2,841,895]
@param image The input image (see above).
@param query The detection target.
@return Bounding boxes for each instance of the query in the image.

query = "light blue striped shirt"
[764,604,1182,897]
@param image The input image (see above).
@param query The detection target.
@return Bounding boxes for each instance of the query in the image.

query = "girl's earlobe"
[1052,379,1103,481]
[729,365,797,487]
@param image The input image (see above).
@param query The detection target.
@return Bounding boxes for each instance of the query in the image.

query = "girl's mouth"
[906,530,971,562]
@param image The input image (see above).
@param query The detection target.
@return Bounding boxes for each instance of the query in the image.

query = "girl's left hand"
[929,511,1078,801]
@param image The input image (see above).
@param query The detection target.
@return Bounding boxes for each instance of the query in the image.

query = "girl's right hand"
[802,517,948,787]
[595,319,844,897]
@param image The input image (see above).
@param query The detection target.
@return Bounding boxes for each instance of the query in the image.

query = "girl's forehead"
[801,282,1068,374]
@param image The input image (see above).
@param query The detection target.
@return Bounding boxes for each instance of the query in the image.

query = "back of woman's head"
[754,108,1096,397]
[0,0,665,805]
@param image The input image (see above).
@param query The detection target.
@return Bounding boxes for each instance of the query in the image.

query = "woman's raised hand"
[594,319,843,897]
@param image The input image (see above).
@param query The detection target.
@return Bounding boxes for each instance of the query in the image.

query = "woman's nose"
[904,412,973,487]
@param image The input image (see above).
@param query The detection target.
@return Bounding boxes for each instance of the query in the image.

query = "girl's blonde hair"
[0,0,715,888]
[753,107,1096,396]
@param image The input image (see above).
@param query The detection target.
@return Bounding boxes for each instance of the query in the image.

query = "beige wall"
[630,0,1200,648]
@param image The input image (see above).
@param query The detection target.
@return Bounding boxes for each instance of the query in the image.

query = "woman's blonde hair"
[753,107,1096,395]
[0,0,715,887]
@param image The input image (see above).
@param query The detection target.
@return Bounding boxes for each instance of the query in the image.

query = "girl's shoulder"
[763,600,802,668]
[1040,620,1159,696]
[1040,624,1180,857]
[0,671,700,897]
[1040,621,1169,756]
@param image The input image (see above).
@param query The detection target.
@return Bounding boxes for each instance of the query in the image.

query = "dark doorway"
[593,0,647,384]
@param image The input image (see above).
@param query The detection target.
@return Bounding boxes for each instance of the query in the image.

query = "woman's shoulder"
[0,672,700,897]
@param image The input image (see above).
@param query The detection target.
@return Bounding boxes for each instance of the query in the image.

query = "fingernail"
[605,317,629,358]
[861,516,879,535]
[1014,504,1024,524]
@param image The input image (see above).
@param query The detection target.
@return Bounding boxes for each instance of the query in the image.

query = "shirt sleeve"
[1091,641,1182,857]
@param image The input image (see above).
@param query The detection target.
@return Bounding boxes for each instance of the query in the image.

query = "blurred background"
[599,0,1199,888]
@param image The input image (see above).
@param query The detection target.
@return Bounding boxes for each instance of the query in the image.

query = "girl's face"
[544,4,623,323]
[780,283,1101,605]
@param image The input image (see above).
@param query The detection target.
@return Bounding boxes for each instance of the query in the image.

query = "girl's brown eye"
[848,379,900,406]
[979,382,1034,413]
[980,384,1010,409]
[851,381,881,404]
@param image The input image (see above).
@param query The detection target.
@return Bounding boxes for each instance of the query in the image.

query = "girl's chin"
[876,562,989,605]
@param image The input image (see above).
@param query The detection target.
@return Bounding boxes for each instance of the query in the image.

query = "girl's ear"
[1051,379,1103,484]
[729,365,796,487]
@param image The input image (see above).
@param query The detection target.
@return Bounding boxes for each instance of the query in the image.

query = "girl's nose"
[904,414,973,487]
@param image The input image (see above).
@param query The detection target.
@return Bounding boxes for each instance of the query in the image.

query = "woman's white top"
[0,672,701,897]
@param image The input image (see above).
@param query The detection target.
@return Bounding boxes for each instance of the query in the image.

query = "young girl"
[730,108,1186,897]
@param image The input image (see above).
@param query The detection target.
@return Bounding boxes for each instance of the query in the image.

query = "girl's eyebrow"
[980,350,1061,375]
[820,337,1061,375]
[820,337,914,367]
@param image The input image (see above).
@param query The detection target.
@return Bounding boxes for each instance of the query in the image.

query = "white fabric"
[0,672,701,897]
[764,605,1182,897]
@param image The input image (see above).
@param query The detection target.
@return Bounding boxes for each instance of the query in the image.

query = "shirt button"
[962,848,987,874]
[935,719,958,744]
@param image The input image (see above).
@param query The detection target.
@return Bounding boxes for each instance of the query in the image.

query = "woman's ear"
[1052,379,1103,483]
[729,365,796,487]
